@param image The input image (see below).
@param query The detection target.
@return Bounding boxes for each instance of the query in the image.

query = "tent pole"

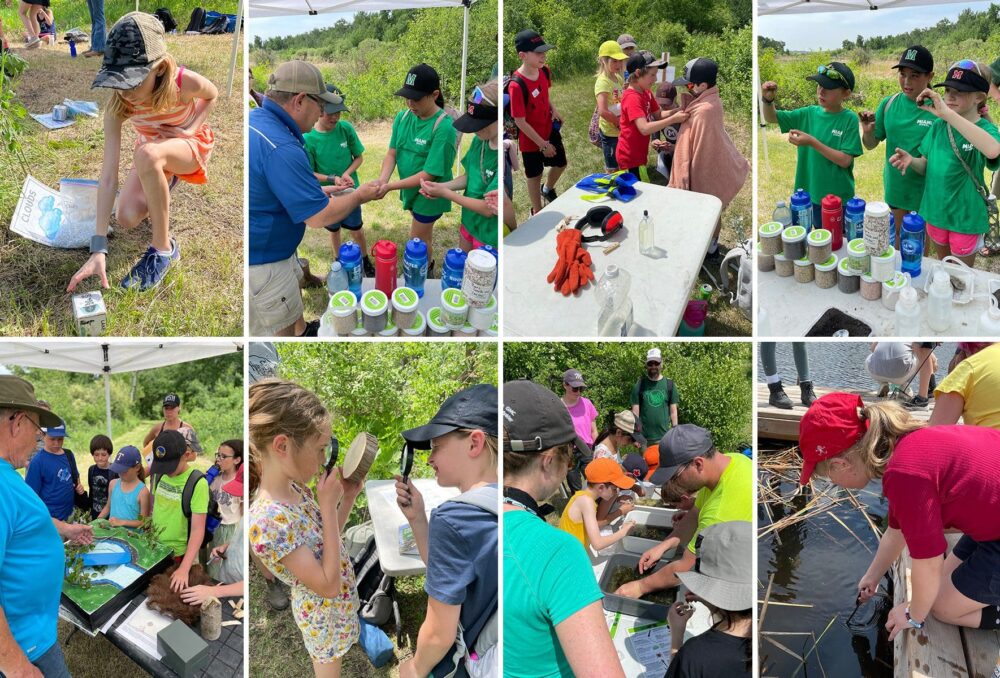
[104,373,113,438]
[226,0,245,97]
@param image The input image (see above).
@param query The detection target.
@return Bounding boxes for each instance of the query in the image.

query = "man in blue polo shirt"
[249,59,380,337]
[0,376,93,678]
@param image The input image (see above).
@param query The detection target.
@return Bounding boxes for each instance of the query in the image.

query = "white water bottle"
[979,296,1000,336]
[596,266,633,337]
[895,286,921,337]
[638,210,655,256]
[927,269,953,332]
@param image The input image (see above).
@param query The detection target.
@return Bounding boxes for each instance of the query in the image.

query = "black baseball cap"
[92,12,168,90]
[626,53,667,78]
[649,424,715,485]
[402,384,498,450]
[395,63,441,100]
[453,100,498,133]
[892,46,933,74]
[934,61,991,94]
[806,62,855,90]
[150,429,186,475]
[674,57,718,87]
[622,453,649,480]
[503,380,590,458]
[324,84,349,114]
[163,393,181,408]
[515,30,553,54]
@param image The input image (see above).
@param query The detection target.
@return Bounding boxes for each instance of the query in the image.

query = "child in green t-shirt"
[861,46,936,248]
[419,80,500,250]
[377,63,457,271]
[761,62,864,227]
[889,61,1000,267]
[303,84,373,275]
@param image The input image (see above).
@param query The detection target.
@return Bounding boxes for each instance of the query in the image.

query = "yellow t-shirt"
[557,491,591,549]
[935,343,1000,429]
[595,73,625,138]
[690,453,753,553]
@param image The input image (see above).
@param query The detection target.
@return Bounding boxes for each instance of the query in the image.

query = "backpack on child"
[152,468,222,547]
[503,66,552,141]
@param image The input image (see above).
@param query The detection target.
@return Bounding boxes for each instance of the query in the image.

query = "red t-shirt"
[508,68,552,153]
[616,87,661,170]
[884,426,1000,559]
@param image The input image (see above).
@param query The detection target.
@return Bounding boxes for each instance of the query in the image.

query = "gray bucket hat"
[92,12,168,90]
[677,521,753,611]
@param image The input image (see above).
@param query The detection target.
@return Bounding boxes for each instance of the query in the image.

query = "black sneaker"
[362,255,376,278]
[427,259,436,279]
[301,320,320,337]
[542,186,558,204]
[905,396,929,410]
[768,381,793,410]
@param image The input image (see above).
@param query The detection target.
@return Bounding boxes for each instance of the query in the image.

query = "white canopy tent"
[243,0,476,113]
[0,342,242,436]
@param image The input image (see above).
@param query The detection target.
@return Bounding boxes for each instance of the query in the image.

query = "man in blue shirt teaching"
[0,376,93,678]
[249,60,380,337]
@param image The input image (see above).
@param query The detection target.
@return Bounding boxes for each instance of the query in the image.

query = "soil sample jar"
[757,242,775,272]
[454,321,478,338]
[391,287,419,329]
[481,320,498,337]
[860,274,882,301]
[469,295,497,330]
[807,229,833,265]
[882,272,909,311]
[440,288,469,329]
[781,225,807,261]
[870,246,896,283]
[401,311,426,337]
[360,290,389,334]
[793,256,815,283]
[774,253,793,277]
[328,291,359,336]
[838,258,860,293]
[426,307,451,336]
[378,319,399,338]
[814,255,839,289]
[759,221,784,256]
[847,238,869,273]
[350,317,369,337]
[461,249,497,308]
[864,200,892,257]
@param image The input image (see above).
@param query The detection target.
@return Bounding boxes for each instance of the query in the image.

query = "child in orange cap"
[557,457,636,551]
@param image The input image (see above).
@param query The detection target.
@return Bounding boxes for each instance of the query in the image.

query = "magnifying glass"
[399,442,415,507]
[324,435,340,475]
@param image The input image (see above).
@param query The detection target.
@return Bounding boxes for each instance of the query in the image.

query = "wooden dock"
[756,383,940,442]
[893,534,999,678]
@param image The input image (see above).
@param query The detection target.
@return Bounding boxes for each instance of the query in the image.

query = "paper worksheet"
[627,625,672,672]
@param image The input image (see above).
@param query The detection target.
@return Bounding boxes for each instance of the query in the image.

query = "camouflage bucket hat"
[92,12,168,90]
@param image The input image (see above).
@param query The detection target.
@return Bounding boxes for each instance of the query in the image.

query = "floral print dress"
[249,482,360,662]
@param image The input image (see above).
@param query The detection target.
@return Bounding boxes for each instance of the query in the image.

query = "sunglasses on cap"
[816,64,847,83]
[471,86,495,106]
[953,59,982,74]
[305,93,326,107]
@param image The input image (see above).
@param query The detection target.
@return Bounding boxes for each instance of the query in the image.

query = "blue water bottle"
[441,248,468,290]
[790,188,812,231]
[69,38,77,58]
[901,212,925,277]
[402,238,428,298]
[845,197,865,242]
[339,242,363,300]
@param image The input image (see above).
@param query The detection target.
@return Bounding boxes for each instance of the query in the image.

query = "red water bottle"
[821,194,844,251]
[373,240,398,298]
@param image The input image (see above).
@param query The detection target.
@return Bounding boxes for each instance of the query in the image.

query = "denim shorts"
[0,643,72,678]
[599,131,619,170]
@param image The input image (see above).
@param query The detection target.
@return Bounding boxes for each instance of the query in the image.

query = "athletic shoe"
[768,381,793,410]
[301,319,320,337]
[265,577,290,611]
[362,255,376,278]
[121,239,179,291]
[26,37,40,49]
[905,396,929,410]
[541,186,558,204]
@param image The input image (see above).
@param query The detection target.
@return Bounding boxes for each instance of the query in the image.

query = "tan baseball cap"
[267,61,343,107]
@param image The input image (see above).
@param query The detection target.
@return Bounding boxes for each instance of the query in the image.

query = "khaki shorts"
[249,255,303,336]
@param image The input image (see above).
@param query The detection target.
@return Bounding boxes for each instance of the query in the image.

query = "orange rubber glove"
[547,229,581,292]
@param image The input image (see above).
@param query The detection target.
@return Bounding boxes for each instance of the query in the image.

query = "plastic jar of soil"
[440,288,469,329]
[793,256,815,283]
[757,242,775,272]
[481,322,498,337]
[401,311,426,337]
[460,249,497,308]
[328,291,358,336]
[882,272,908,311]
[814,255,839,289]
[781,225,807,261]
[350,317,369,337]
[360,290,389,334]
[426,307,451,336]
[838,258,860,293]
[378,319,399,338]
[860,274,882,301]
[807,229,833,265]
[759,221,784,256]
[870,246,896,283]
[391,287,420,329]
[847,238,869,273]
[454,322,478,338]
[469,295,497,330]
[774,253,793,277]
[864,200,891,257]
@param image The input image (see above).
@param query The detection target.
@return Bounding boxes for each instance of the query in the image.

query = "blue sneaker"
[121,239,179,291]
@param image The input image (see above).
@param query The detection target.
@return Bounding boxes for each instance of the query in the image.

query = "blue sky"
[759,1,996,51]
[250,13,357,41]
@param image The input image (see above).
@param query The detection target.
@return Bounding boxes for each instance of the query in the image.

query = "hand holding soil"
[354,181,382,202]
[916,88,947,117]
[761,81,778,100]
[859,111,876,132]
[67,253,110,292]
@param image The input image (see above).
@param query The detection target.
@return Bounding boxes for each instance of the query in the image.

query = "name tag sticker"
[531,88,540,98]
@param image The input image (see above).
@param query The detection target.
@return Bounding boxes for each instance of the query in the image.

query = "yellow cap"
[598,40,628,61]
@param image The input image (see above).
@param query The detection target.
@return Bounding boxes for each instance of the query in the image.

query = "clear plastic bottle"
[595,265,633,337]
[927,269,953,332]
[638,210,654,256]
[979,296,1000,336]
[895,286,921,337]
[326,260,349,295]
[771,201,793,229]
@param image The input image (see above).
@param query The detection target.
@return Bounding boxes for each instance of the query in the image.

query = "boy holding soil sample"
[761,62,864,227]
[557,458,637,552]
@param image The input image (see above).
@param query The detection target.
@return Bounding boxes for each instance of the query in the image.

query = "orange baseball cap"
[585,458,636,489]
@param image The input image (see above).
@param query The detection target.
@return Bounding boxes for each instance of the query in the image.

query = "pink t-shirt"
[884,426,1000,559]
[564,397,598,446]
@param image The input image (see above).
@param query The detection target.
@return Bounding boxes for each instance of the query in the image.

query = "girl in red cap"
[799,392,1000,639]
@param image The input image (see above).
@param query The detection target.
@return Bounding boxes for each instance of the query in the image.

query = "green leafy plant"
[0,50,28,175]
[64,543,94,590]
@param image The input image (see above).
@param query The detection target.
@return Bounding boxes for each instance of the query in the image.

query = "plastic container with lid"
[469,295,497,330]
[881,272,909,311]
[455,322,478,338]
[774,253,793,277]
[402,238,429,298]
[978,296,1000,336]
[864,201,892,257]
[402,310,427,337]
[339,241,364,300]
[461,249,497,308]
[440,288,469,329]
[781,226,807,261]
[814,255,838,289]
[860,274,882,301]
[441,248,468,290]
[759,222,784,256]
[391,287,420,329]
[793,256,815,283]
[926,269,952,330]
[790,188,813,230]
[327,290,359,336]
[847,238,869,273]
[481,317,498,337]
[896,286,922,336]
[360,289,389,333]
[373,240,398,298]
[378,318,399,338]
[870,246,896,283]
[426,307,451,336]
[757,242,775,272]
[807,228,832,265]
[838,258,860,293]
[820,194,844,251]
[845,197,865,242]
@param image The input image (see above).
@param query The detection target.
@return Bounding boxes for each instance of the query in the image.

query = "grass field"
[0,0,238,37]
[0,33,243,336]
[507,73,753,336]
